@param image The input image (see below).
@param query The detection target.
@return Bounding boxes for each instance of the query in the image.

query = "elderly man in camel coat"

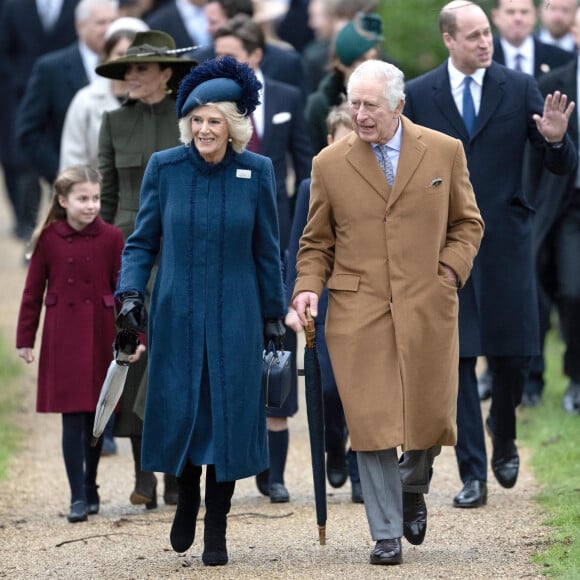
[293,60,484,566]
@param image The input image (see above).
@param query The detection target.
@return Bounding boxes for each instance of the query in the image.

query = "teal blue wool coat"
[117,145,286,482]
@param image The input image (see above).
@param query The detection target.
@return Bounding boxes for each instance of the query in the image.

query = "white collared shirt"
[372,118,403,177]
[447,59,485,117]
[539,28,576,54]
[36,0,64,30]
[176,0,212,47]
[500,35,534,75]
[78,41,99,83]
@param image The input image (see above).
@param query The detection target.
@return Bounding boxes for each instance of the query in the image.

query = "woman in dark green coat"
[96,30,196,509]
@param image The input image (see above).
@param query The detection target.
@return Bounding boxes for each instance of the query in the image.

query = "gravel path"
[0,184,547,579]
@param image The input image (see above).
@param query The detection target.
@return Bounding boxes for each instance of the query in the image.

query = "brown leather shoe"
[369,538,402,565]
[403,492,427,545]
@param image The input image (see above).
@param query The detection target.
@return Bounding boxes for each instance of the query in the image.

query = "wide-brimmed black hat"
[96,30,197,80]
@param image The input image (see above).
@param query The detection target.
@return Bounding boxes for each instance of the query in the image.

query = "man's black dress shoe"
[486,418,519,488]
[402,491,427,545]
[351,480,364,504]
[453,480,487,508]
[326,446,348,488]
[269,482,290,503]
[369,538,402,565]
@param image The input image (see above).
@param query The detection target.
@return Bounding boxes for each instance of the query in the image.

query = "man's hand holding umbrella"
[292,292,319,326]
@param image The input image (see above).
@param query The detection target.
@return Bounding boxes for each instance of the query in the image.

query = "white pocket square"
[272,112,291,124]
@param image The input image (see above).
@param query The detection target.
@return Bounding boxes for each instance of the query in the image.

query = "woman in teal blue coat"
[116,57,286,567]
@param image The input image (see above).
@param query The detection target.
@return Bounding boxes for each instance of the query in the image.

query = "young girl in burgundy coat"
[16,165,125,523]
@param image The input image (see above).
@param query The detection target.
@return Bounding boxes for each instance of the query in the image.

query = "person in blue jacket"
[115,56,287,567]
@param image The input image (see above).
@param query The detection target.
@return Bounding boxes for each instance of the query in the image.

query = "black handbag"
[262,340,292,408]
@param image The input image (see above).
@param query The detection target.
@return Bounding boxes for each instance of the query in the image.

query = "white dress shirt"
[176,0,212,47]
[500,36,534,75]
[447,59,485,117]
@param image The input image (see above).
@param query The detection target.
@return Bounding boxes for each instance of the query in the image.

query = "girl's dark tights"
[62,413,102,503]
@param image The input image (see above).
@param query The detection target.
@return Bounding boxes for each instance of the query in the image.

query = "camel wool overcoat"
[293,117,484,452]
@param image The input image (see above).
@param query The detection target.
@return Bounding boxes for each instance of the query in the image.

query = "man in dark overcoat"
[404,0,576,509]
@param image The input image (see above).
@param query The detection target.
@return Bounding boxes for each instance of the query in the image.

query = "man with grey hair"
[16,0,118,186]
[293,59,484,565]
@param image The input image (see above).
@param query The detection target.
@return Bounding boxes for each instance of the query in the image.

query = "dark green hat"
[96,30,197,80]
[335,13,383,67]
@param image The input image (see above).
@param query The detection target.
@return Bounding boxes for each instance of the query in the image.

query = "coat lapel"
[431,66,470,140]
[471,64,505,140]
[345,134,389,203]
[387,117,426,211]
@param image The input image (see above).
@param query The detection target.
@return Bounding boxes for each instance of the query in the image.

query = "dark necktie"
[462,76,476,136]
[247,114,261,153]
[514,53,523,72]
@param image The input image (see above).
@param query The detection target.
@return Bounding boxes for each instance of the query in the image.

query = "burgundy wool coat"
[16,218,124,413]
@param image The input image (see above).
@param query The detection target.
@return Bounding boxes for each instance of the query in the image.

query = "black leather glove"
[113,328,139,365]
[264,318,286,350]
[116,291,147,332]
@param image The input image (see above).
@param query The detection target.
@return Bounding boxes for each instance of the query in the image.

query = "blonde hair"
[326,102,352,138]
[178,101,252,153]
[27,165,102,258]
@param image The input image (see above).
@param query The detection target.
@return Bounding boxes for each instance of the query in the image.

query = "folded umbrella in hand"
[92,330,139,446]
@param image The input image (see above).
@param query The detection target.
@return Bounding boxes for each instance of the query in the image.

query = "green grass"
[518,330,580,578]
[0,333,24,479]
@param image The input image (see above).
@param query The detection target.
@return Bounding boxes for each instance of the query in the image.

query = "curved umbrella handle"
[305,306,316,348]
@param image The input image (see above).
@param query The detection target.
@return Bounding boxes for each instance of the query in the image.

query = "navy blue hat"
[176,56,262,118]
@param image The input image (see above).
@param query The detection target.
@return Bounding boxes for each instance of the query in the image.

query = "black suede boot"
[202,465,235,566]
[170,463,202,553]
[129,436,157,509]
[164,473,179,505]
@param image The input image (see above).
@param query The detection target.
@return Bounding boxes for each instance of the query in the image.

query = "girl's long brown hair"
[27,165,102,258]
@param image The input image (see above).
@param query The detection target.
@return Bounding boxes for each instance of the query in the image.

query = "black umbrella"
[304,308,327,545]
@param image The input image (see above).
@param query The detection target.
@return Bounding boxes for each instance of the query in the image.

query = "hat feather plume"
[176,56,262,116]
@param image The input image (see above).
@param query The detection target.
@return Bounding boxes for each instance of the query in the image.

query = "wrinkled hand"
[264,318,286,350]
[533,91,575,142]
[116,291,147,332]
[292,291,318,326]
[285,307,304,334]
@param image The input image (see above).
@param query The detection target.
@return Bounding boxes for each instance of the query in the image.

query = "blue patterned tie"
[462,76,476,136]
[378,145,395,186]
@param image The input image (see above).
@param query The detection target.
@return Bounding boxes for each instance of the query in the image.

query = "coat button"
[67,278,75,285]
[67,257,74,264]
[85,299,91,305]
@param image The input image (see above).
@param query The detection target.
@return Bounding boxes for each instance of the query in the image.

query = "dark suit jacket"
[0,0,78,98]
[191,44,306,98]
[404,61,576,357]
[146,1,207,48]
[16,43,88,183]
[492,36,573,79]
[528,59,579,299]
[259,78,312,251]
